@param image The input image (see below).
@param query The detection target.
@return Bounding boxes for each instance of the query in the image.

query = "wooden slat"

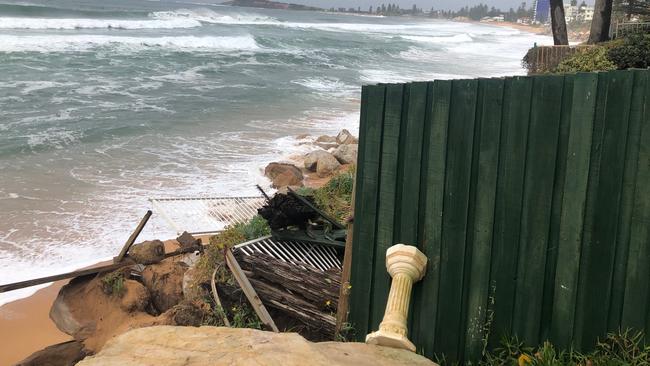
[225,249,279,332]
[411,80,451,359]
[621,70,650,331]
[463,78,504,360]
[348,84,386,340]
[511,75,565,345]
[487,76,533,348]
[369,83,404,328]
[574,70,634,349]
[549,72,599,348]
[539,74,573,343]
[433,79,478,361]
[609,69,646,330]
[391,82,428,338]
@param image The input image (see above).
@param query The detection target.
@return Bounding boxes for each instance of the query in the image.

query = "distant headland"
[222,0,323,11]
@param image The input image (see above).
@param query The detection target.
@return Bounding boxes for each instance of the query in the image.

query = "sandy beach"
[0,280,71,365]
[0,239,188,365]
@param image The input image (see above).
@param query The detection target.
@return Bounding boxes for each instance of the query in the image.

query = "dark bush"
[555,46,616,73]
[608,33,650,69]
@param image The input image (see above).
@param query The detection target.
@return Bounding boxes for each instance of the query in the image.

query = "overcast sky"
[288,0,593,11]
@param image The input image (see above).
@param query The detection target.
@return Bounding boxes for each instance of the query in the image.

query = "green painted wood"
[609,70,647,331]
[487,76,533,348]
[622,70,650,331]
[346,69,650,363]
[411,80,451,359]
[369,83,404,329]
[549,72,599,348]
[394,82,428,245]
[512,75,565,346]
[539,75,573,343]
[391,82,428,345]
[433,79,478,361]
[463,78,504,361]
[574,71,634,350]
[348,84,386,340]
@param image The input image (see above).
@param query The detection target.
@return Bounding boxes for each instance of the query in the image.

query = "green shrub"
[311,167,355,224]
[233,215,271,240]
[555,47,617,73]
[101,271,125,297]
[608,33,650,70]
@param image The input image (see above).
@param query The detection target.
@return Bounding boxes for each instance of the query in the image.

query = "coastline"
[455,18,549,35]
[0,280,71,365]
[0,240,184,365]
[0,141,342,365]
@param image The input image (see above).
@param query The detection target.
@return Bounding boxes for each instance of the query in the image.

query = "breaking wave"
[0,16,201,29]
[0,34,261,53]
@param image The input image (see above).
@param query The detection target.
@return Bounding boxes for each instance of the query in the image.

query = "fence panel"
[347,69,650,363]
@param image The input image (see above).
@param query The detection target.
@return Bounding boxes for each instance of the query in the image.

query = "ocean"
[0,0,551,305]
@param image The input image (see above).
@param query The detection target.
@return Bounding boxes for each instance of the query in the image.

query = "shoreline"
[455,18,549,36]
[0,134,348,365]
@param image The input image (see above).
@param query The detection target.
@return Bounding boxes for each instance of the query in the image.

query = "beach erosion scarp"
[0,129,359,365]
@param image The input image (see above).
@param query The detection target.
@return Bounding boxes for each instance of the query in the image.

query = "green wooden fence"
[347,69,650,363]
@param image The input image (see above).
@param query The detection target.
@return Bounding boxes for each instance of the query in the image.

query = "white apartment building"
[564,3,595,22]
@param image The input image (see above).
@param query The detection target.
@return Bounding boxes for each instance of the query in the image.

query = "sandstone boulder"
[315,152,341,178]
[315,135,337,144]
[264,162,304,188]
[176,231,201,249]
[336,129,358,145]
[119,280,150,313]
[129,240,165,265]
[315,142,339,150]
[157,301,207,327]
[16,340,88,366]
[333,144,358,165]
[142,260,188,313]
[77,326,437,366]
[304,150,332,171]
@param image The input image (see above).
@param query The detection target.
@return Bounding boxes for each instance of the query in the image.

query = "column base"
[365,330,416,352]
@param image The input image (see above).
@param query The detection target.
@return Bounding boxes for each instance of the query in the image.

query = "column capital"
[385,243,427,281]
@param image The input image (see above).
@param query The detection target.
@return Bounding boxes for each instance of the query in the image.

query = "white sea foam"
[151,8,276,25]
[0,34,260,53]
[0,16,201,29]
[402,33,473,44]
[291,77,358,98]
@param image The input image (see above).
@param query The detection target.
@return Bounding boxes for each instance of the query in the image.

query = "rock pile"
[264,129,358,188]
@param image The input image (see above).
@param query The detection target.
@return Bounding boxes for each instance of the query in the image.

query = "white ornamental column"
[365,244,427,352]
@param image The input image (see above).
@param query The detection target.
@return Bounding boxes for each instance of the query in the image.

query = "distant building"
[563,3,595,23]
[533,0,550,23]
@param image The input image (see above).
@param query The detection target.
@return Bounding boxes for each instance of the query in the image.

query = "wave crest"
[0,16,201,30]
[0,35,261,53]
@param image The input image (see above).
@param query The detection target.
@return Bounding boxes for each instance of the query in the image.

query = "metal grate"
[149,196,266,235]
[234,235,341,272]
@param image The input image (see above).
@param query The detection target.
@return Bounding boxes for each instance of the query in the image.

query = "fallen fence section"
[149,196,266,235]
[234,235,342,272]
[346,69,650,363]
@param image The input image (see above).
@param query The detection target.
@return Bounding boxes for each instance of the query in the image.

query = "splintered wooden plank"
[621,70,650,331]
[487,76,533,348]
[348,84,386,340]
[539,74,573,343]
[609,70,646,330]
[549,72,599,348]
[511,75,565,346]
[369,83,404,329]
[463,78,504,361]
[574,71,634,350]
[433,78,478,362]
[411,80,451,359]
[225,249,279,332]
